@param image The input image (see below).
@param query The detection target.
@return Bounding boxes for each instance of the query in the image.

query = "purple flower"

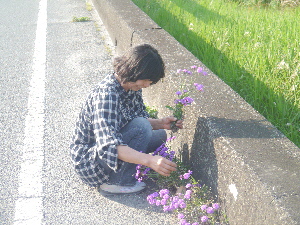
[185,183,192,188]
[201,216,209,223]
[212,203,220,210]
[144,167,151,173]
[179,202,186,209]
[147,193,158,205]
[192,223,199,225]
[178,97,194,106]
[182,69,192,74]
[184,190,192,199]
[184,97,194,104]
[200,204,207,211]
[197,67,203,73]
[194,83,204,91]
[159,189,169,197]
[173,202,179,209]
[147,198,156,205]
[191,65,197,69]
[166,136,176,142]
[172,196,179,202]
[183,173,191,179]
[163,205,170,212]
[178,213,185,219]
[184,194,191,199]
[169,151,175,161]
[180,219,187,225]
[160,199,167,205]
[150,192,159,197]
[177,69,182,73]
[181,170,192,180]
[206,207,214,214]
[176,91,182,95]
[136,165,142,170]
[185,190,192,196]
[163,194,170,199]
[202,71,208,76]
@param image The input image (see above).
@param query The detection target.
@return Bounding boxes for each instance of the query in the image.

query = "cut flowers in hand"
[167,66,206,132]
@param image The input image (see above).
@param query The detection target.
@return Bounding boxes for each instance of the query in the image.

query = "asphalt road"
[0,0,177,224]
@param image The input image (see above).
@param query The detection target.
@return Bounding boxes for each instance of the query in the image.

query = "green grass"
[132,0,300,148]
[72,16,90,22]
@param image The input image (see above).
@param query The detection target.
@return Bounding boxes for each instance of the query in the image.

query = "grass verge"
[132,0,300,148]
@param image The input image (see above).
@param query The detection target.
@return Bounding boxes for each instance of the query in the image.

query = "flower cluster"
[147,179,221,225]
[147,174,192,212]
[180,170,193,180]
[135,137,176,182]
[177,66,208,76]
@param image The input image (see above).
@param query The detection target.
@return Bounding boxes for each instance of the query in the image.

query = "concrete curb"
[91,0,300,224]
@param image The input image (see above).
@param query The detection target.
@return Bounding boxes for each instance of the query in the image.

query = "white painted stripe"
[14,0,47,224]
[229,184,238,201]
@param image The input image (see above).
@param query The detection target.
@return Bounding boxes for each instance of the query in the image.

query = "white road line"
[14,0,47,224]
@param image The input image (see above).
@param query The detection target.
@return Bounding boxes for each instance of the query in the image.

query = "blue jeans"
[99,117,167,186]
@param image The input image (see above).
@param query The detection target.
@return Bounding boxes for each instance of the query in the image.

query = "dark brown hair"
[113,44,165,84]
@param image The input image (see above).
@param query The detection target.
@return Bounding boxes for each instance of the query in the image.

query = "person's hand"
[148,155,177,176]
[161,116,184,130]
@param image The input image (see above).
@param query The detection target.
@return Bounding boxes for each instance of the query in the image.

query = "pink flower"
[166,136,176,142]
[194,83,204,91]
[159,189,170,197]
[206,207,214,214]
[201,216,209,223]
[180,219,187,225]
[212,203,220,210]
[202,71,208,76]
[160,199,167,205]
[163,205,170,212]
[178,213,185,219]
[200,204,207,211]
[185,183,192,188]
[197,67,203,73]
[183,170,193,179]
[163,194,170,199]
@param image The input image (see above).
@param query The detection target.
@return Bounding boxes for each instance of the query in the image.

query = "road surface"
[0,0,177,224]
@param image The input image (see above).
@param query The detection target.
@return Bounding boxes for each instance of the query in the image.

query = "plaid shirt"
[70,74,149,187]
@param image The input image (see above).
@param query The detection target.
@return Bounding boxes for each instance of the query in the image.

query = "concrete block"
[92,0,300,224]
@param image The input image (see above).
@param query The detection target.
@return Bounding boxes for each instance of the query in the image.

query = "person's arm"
[148,116,184,130]
[117,145,177,176]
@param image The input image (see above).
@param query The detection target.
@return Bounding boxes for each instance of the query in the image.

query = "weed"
[72,16,91,22]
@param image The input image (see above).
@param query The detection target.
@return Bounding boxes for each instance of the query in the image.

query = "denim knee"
[129,117,152,130]
[120,117,153,152]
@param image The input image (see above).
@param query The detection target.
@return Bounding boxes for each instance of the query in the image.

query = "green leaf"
[166,105,174,111]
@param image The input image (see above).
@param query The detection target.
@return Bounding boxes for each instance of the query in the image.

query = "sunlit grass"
[132,0,300,147]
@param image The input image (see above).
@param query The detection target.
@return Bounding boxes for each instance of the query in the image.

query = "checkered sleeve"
[92,91,124,172]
